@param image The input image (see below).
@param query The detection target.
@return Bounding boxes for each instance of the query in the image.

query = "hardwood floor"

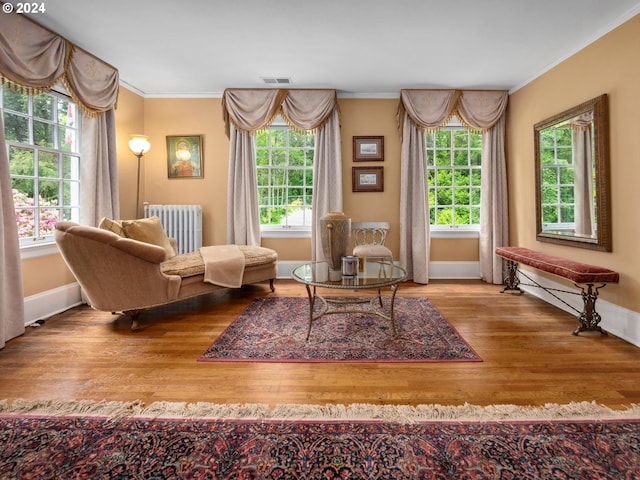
[2,279,640,408]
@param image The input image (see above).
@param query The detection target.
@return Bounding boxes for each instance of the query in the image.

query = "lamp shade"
[128,135,151,156]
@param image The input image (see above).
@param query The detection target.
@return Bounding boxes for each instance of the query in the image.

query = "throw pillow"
[121,216,177,260]
[98,217,125,237]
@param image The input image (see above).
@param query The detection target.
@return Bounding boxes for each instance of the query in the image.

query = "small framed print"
[352,166,384,192]
[353,136,384,162]
[166,135,203,178]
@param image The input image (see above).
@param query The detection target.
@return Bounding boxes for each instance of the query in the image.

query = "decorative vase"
[319,212,351,281]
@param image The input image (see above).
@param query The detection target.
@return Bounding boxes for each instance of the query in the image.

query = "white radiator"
[143,203,203,254]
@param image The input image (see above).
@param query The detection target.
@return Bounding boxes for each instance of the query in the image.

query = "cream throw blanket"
[200,245,246,288]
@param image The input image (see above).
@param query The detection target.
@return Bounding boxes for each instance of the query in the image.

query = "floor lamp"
[128,135,151,218]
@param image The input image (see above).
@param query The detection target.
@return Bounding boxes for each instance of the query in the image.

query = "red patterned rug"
[198,296,481,362]
[1,400,639,479]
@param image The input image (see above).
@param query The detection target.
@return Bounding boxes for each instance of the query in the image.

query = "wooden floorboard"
[2,279,640,408]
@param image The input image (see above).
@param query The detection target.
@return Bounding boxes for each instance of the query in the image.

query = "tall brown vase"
[319,212,351,281]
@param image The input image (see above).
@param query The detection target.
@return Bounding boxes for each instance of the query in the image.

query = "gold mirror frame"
[534,94,611,251]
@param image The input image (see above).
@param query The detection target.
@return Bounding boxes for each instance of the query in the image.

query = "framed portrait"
[353,136,384,162]
[352,166,384,192]
[166,135,203,178]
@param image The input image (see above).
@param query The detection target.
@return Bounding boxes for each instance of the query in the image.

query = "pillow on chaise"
[98,217,125,237]
[120,216,177,260]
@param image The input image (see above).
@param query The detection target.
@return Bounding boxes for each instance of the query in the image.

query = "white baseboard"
[428,261,481,279]
[276,261,307,279]
[518,270,640,348]
[23,283,83,326]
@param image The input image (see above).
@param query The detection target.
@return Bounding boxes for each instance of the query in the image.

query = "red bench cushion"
[495,247,619,284]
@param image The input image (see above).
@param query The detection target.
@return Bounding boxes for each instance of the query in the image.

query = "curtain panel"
[222,89,341,256]
[0,116,24,348]
[0,12,119,116]
[571,113,595,238]
[0,12,120,346]
[397,89,509,284]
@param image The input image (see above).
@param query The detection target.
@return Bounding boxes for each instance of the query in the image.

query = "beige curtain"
[80,110,120,226]
[0,116,25,348]
[0,14,68,92]
[227,122,261,245]
[397,90,458,283]
[0,13,119,117]
[457,91,509,284]
[282,90,341,261]
[1,12,121,227]
[223,89,341,255]
[309,106,342,261]
[571,113,595,237]
[223,89,285,245]
[0,12,119,345]
[397,89,509,284]
[399,110,431,283]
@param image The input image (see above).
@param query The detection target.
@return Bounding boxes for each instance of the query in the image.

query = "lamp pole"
[128,135,151,218]
[134,150,143,218]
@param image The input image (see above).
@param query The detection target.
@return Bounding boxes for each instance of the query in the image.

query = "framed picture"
[353,136,384,162]
[166,135,203,178]
[352,166,384,192]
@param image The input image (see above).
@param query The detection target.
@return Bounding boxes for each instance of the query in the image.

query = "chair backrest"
[351,222,390,246]
[54,221,178,312]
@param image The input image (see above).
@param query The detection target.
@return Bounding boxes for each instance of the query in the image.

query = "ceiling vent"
[261,77,293,85]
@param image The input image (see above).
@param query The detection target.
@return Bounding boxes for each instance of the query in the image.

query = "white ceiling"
[19,0,640,98]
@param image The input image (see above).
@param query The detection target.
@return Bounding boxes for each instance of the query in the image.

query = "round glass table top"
[292,260,406,289]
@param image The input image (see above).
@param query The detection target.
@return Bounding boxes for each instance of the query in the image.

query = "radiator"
[143,203,203,254]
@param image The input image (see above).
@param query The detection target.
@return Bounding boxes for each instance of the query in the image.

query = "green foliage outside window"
[539,124,575,225]
[256,124,314,227]
[2,86,80,243]
[426,126,482,226]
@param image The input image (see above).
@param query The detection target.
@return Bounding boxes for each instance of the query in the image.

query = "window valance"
[222,88,338,137]
[0,12,119,116]
[397,89,508,134]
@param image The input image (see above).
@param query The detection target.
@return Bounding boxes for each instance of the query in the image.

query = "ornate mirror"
[534,94,611,251]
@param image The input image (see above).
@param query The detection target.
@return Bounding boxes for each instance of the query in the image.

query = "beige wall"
[117,87,146,220]
[26,15,640,308]
[22,90,479,296]
[506,14,640,312]
[136,96,478,261]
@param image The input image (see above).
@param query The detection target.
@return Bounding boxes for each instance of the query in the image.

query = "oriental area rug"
[1,399,640,479]
[198,296,481,362]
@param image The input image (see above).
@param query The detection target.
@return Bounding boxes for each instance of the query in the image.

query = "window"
[255,118,314,232]
[2,86,81,247]
[426,120,482,229]
[539,123,576,230]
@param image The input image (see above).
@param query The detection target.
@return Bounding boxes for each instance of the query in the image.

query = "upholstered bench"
[495,246,619,335]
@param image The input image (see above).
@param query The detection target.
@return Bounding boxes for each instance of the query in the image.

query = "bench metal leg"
[500,260,523,294]
[573,283,607,336]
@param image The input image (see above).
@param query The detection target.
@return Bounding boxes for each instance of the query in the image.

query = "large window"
[539,124,575,229]
[426,121,482,228]
[256,119,314,231]
[2,86,81,246]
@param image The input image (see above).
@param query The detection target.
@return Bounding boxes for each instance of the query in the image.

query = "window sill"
[20,242,60,260]
[261,228,311,239]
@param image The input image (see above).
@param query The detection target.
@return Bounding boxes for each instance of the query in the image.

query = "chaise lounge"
[54,218,278,330]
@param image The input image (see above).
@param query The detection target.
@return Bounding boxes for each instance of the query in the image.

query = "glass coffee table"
[291,260,407,341]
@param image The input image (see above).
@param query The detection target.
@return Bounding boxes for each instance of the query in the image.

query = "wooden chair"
[351,222,393,264]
